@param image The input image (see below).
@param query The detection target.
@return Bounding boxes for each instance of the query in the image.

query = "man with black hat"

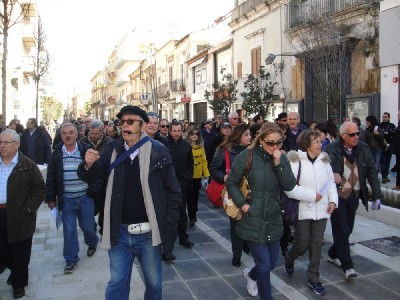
[79,105,181,300]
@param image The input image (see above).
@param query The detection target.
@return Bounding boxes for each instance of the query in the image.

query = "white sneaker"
[243,268,258,297]
[345,268,357,279]
[328,256,342,267]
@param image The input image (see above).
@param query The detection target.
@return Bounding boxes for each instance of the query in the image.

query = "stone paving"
[1,189,400,299]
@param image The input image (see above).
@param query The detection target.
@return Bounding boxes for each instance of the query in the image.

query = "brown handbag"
[222,149,253,221]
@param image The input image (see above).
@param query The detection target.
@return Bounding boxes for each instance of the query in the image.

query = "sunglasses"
[190,132,199,136]
[264,140,283,147]
[148,112,159,118]
[231,118,239,120]
[344,132,360,137]
[120,119,142,126]
[160,125,169,128]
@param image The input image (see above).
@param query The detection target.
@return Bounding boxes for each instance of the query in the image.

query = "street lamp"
[265,53,297,65]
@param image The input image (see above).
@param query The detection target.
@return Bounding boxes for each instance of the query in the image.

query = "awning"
[181,97,191,103]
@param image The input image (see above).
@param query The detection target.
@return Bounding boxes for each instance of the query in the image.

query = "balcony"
[232,0,268,21]
[22,55,35,76]
[21,22,36,48]
[158,82,169,98]
[286,0,372,30]
[20,1,37,17]
[170,80,178,93]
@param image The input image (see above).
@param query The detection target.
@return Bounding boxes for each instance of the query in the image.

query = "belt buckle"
[128,223,150,234]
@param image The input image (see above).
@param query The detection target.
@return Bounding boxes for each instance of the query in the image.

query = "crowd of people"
[0,107,395,299]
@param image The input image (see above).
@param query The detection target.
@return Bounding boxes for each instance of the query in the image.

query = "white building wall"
[380,0,400,117]
[381,65,399,119]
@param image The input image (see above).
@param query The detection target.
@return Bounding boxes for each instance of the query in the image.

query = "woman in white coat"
[283,129,338,296]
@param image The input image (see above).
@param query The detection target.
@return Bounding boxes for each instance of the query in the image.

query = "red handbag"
[206,150,230,207]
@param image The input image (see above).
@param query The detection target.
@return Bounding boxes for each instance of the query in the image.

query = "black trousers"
[0,208,33,289]
[328,192,359,272]
[187,178,201,221]
[163,181,190,255]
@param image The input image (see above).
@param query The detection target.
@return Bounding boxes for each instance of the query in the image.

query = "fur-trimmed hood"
[287,150,330,163]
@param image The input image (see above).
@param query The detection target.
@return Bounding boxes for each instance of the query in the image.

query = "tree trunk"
[2,28,8,129]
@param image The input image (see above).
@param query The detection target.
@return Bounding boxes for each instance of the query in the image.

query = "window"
[251,47,261,75]
[237,62,242,78]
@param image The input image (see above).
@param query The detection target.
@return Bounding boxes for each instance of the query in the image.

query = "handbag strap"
[296,161,301,185]
[225,149,231,174]
[244,149,253,178]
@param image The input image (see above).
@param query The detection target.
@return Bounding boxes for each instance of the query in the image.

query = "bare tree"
[33,16,52,122]
[0,0,30,128]
[286,1,378,123]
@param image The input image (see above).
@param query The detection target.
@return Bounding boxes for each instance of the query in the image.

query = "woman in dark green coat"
[226,123,296,300]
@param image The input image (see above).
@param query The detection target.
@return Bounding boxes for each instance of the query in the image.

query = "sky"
[36,0,234,103]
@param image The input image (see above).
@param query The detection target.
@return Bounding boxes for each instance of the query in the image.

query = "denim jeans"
[247,239,280,300]
[372,149,382,173]
[62,194,98,263]
[106,225,162,300]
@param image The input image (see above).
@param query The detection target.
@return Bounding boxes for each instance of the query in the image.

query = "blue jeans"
[372,149,382,173]
[247,239,280,300]
[62,194,98,263]
[106,225,162,300]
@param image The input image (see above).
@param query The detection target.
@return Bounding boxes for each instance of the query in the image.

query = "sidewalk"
[1,189,399,299]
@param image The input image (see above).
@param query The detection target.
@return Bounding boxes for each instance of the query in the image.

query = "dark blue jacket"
[282,123,309,152]
[45,141,92,211]
[20,127,52,165]
[78,137,181,247]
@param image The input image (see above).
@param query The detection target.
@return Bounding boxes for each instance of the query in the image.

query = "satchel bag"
[280,161,301,225]
[206,149,230,207]
[222,149,253,221]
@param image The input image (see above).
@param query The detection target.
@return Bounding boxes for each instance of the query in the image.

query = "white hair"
[0,129,20,143]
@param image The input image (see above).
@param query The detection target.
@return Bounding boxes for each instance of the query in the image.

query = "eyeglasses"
[160,125,169,128]
[190,132,199,136]
[264,140,283,147]
[120,119,142,126]
[0,140,16,145]
[231,118,239,120]
[148,112,159,118]
[281,119,288,122]
[344,132,360,137]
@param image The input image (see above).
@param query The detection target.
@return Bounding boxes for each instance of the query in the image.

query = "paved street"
[1,189,400,300]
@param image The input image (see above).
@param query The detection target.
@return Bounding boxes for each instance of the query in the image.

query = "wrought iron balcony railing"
[286,0,372,30]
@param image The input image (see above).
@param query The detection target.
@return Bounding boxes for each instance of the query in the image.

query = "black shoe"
[382,177,390,183]
[0,266,5,274]
[87,246,97,257]
[189,220,195,228]
[64,262,78,274]
[308,281,326,295]
[162,253,176,262]
[232,257,241,267]
[179,239,194,248]
[13,287,25,299]
[7,274,13,285]
[284,263,294,277]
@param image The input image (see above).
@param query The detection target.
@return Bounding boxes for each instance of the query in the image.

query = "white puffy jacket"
[284,150,338,220]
